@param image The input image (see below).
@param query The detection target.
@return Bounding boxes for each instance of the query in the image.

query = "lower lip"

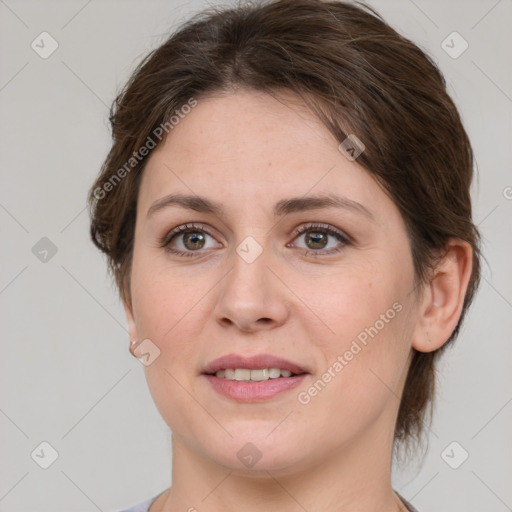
[203,374,308,402]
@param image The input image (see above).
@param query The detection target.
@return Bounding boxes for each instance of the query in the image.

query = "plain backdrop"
[0,1,511,511]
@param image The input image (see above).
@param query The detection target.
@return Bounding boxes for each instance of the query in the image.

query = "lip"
[203,373,308,402]
[201,353,310,403]
[202,353,309,375]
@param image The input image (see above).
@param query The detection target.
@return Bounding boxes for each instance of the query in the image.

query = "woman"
[88,1,480,510]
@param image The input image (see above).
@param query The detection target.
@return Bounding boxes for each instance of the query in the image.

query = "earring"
[129,339,142,358]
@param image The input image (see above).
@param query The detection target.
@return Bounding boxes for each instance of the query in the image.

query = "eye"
[159,222,351,258]
[290,223,350,255]
[159,223,220,257]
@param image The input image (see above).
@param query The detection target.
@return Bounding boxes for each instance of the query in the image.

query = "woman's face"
[126,89,420,474]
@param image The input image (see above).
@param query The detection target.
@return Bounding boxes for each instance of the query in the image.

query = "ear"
[412,239,473,353]
[123,297,139,343]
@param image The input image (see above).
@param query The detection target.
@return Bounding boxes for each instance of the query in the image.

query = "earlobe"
[412,240,473,353]
[123,299,139,342]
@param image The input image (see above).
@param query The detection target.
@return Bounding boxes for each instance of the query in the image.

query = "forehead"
[138,90,389,219]
[153,90,335,173]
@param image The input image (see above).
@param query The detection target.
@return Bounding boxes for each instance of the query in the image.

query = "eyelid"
[290,222,352,244]
[285,223,351,258]
[159,222,218,247]
[159,221,352,256]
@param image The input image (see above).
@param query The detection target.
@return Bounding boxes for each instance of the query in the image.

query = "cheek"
[299,265,409,352]
[130,261,209,431]
[295,302,412,449]
[294,265,414,414]
[129,253,221,413]
[130,248,204,340]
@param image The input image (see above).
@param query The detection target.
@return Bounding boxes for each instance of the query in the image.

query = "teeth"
[268,368,281,379]
[250,369,269,381]
[234,368,251,381]
[214,368,297,381]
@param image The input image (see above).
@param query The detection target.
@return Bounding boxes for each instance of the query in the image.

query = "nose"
[213,243,290,333]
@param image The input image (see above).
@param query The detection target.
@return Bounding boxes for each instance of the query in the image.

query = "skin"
[124,89,472,511]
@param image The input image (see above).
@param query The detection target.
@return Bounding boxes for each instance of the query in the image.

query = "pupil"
[306,232,327,249]
[181,230,328,251]
[184,232,205,250]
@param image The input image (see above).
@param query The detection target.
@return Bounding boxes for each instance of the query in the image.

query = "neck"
[151,408,404,512]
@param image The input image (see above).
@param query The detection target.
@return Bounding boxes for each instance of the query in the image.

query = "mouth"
[202,353,309,378]
[207,368,305,381]
[201,353,310,402]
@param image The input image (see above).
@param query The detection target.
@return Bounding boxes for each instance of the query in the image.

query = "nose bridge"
[227,235,272,301]
[214,234,289,330]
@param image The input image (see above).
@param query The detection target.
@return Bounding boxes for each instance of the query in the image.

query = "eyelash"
[159,222,351,258]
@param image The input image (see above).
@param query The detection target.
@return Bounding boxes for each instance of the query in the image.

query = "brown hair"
[88,0,481,459]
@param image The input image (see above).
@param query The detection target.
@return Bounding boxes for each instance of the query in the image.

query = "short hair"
[88,0,481,459]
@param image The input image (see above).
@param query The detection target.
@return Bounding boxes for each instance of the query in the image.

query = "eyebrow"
[146,193,374,220]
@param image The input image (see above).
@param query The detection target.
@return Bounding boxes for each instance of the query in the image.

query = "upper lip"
[202,353,309,375]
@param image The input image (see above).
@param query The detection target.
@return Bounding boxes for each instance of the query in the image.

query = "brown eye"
[160,224,221,257]
[291,223,350,255]
[304,231,329,250]
[182,231,206,250]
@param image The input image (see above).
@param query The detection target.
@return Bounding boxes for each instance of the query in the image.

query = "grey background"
[0,0,511,511]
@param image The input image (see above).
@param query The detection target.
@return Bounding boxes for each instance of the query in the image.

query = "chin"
[204,432,312,474]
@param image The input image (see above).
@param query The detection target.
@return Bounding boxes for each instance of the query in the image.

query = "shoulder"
[396,492,421,512]
[116,495,159,512]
